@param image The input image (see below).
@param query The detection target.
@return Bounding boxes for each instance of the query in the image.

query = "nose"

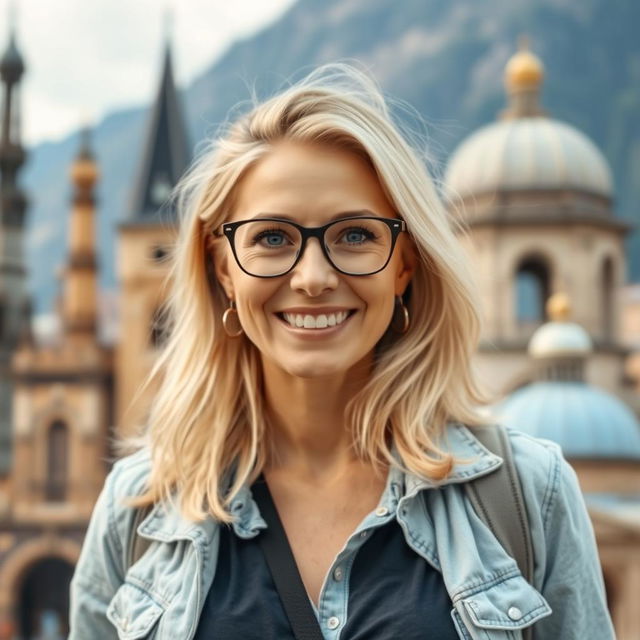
[288,237,339,296]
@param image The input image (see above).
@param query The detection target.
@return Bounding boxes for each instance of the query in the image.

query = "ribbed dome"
[529,321,593,358]
[496,382,640,460]
[444,41,613,202]
[444,117,613,200]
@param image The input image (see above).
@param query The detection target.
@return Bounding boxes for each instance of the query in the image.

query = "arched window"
[150,304,171,348]
[18,557,74,639]
[601,257,614,342]
[515,255,551,326]
[46,421,68,502]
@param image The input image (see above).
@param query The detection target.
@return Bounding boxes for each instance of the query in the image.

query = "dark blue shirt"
[193,511,457,639]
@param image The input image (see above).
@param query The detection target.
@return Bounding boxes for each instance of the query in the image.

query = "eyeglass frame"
[214,215,407,278]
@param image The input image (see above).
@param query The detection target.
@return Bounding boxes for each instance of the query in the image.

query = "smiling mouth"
[276,310,357,330]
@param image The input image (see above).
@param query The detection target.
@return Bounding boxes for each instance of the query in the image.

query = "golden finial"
[546,292,571,322]
[505,34,544,91]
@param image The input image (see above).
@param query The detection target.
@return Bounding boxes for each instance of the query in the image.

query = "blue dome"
[495,382,640,460]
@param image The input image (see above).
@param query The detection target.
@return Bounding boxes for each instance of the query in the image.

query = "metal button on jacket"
[327,616,340,630]
[508,606,523,621]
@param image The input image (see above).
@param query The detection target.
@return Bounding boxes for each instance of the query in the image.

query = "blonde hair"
[127,64,487,522]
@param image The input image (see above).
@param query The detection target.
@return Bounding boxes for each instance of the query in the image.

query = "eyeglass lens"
[233,219,393,276]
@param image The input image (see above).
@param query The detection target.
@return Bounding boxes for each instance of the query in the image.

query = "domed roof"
[444,41,613,201]
[445,117,612,200]
[528,293,593,358]
[496,381,640,460]
[529,321,592,358]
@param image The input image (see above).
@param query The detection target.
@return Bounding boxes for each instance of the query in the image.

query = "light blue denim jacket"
[69,425,615,639]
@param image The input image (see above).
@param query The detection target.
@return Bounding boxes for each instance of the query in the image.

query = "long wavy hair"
[127,64,488,522]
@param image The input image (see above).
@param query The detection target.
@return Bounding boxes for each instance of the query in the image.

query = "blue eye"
[253,229,291,248]
[341,227,376,245]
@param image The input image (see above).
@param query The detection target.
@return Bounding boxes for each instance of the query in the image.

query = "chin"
[276,353,356,380]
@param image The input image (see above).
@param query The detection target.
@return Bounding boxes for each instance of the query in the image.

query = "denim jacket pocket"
[456,574,552,639]
[106,582,166,640]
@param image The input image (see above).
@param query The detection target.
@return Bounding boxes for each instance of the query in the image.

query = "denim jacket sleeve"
[514,434,616,639]
[537,458,615,638]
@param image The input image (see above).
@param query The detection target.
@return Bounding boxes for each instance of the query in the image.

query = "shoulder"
[504,426,583,534]
[108,446,153,500]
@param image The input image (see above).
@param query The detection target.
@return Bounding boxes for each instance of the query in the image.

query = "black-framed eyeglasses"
[215,216,406,278]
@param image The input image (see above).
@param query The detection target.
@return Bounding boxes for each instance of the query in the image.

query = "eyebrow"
[246,209,380,222]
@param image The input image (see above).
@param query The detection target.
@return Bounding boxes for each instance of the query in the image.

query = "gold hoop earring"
[222,300,244,337]
[391,295,410,334]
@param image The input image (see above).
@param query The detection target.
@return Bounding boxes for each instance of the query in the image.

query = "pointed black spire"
[0,5,24,84]
[126,40,190,224]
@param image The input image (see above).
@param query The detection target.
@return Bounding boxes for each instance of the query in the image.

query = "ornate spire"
[126,38,190,224]
[0,4,24,85]
[62,128,99,338]
[500,36,546,120]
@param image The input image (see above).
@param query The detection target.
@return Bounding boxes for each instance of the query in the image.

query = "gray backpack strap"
[465,425,535,640]
[126,505,153,570]
[465,425,534,582]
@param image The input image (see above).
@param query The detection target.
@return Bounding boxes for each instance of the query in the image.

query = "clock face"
[150,175,172,206]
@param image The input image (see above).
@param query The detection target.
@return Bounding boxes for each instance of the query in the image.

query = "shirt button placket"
[327,616,340,630]
[333,566,343,582]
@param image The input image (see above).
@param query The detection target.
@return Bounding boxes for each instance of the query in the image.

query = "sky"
[0,0,297,146]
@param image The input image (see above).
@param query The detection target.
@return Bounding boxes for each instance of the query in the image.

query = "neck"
[262,356,372,478]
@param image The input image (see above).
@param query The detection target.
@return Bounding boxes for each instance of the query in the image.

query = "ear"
[395,235,417,296]
[210,237,235,301]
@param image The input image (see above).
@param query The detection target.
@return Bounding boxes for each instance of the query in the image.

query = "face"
[213,140,415,380]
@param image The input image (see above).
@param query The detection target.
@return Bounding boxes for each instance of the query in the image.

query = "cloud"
[0,0,296,144]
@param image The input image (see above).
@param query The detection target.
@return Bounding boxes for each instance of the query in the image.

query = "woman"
[69,65,614,639]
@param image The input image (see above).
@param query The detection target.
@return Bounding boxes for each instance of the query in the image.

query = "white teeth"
[282,311,351,329]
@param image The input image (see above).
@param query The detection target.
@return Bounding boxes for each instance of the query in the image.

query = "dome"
[444,117,613,200]
[496,382,640,460]
[444,41,613,201]
[529,293,593,358]
[528,321,592,358]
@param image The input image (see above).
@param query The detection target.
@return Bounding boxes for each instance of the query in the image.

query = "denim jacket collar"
[138,423,502,543]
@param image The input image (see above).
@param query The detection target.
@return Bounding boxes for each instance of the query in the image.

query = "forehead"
[230,140,395,223]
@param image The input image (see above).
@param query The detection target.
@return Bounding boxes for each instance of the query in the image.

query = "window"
[45,421,68,502]
[515,256,551,326]
[601,257,614,342]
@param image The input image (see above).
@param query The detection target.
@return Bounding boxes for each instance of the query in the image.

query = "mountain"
[22,0,640,318]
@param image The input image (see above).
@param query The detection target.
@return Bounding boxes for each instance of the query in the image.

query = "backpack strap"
[465,425,534,585]
[126,504,153,570]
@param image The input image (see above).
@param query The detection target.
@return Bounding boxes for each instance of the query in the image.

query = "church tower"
[0,20,28,476]
[115,40,190,436]
[444,40,630,396]
[0,131,111,639]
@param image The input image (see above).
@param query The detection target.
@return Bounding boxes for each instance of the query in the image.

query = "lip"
[274,309,357,337]
[276,306,356,314]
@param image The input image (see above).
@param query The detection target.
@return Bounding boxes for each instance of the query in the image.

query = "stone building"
[445,40,632,400]
[0,34,188,638]
[497,293,640,639]
[445,44,640,640]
